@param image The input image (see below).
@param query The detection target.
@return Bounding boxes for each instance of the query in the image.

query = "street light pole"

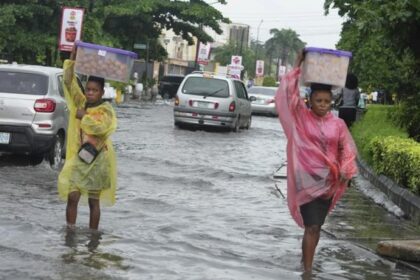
[255,19,263,60]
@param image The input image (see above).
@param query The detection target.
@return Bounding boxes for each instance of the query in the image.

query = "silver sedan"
[247,86,277,116]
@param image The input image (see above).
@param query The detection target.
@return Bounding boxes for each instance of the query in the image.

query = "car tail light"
[229,101,236,112]
[266,98,275,104]
[214,102,219,109]
[34,99,56,112]
[175,96,179,106]
[188,100,193,106]
[38,123,52,128]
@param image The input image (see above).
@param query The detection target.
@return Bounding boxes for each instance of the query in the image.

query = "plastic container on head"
[301,47,352,88]
[75,41,138,83]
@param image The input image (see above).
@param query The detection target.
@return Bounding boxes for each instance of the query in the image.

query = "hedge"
[369,136,420,194]
[351,105,408,163]
[262,76,276,87]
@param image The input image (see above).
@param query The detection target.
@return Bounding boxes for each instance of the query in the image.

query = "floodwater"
[0,101,419,279]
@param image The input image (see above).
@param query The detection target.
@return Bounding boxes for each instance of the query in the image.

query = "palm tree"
[264,37,277,76]
[265,28,305,77]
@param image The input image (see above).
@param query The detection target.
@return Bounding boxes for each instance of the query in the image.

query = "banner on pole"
[256,60,264,77]
[197,43,211,65]
[58,7,85,52]
[231,55,243,67]
[278,65,287,80]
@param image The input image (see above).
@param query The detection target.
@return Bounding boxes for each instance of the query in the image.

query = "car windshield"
[248,87,276,96]
[0,71,48,95]
[182,77,229,98]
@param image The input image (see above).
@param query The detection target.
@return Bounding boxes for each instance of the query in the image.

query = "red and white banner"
[231,55,243,67]
[256,60,264,77]
[58,7,85,52]
[197,42,211,65]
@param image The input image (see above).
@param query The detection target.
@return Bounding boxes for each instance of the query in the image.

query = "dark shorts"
[300,197,332,226]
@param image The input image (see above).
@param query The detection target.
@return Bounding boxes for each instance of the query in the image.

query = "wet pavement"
[0,101,419,279]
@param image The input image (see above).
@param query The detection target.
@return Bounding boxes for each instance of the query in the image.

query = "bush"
[351,105,420,194]
[389,95,420,141]
[262,76,276,87]
[351,105,408,163]
[370,136,420,194]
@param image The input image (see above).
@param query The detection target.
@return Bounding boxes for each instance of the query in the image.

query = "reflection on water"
[0,102,419,279]
[64,227,102,251]
[63,227,128,271]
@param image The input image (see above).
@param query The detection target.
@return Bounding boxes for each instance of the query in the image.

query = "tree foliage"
[264,28,305,77]
[0,0,229,65]
[324,0,420,139]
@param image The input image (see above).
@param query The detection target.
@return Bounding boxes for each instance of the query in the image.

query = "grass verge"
[350,104,408,164]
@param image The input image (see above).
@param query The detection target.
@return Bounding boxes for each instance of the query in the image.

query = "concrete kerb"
[357,158,420,267]
[357,159,420,224]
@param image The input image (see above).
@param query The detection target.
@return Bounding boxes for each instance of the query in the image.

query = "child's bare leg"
[88,198,101,230]
[66,191,81,227]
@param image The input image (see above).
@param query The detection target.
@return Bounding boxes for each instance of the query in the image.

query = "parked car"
[173,72,252,131]
[0,64,76,169]
[158,74,185,99]
[248,86,278,116]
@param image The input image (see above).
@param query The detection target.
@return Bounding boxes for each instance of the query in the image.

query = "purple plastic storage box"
[75,41,138,83]
[301,47,352,88]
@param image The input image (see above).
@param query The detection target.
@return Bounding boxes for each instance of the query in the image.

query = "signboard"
[278,65,287,79]
[58,7,85,52]
[197,43,211,65]
[256,60,264,77]
[227,65,241,79]
[134,43,147,50]
[231,55,243,67]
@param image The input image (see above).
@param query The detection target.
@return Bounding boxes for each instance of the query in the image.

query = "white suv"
[0,64,76,169]
[173,72,253,131]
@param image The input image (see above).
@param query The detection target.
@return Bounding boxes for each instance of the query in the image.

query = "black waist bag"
[78,142,100,164]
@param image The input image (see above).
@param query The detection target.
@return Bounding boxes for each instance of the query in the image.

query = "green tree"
[0,0,229,65]
[264,37,277,76]
[265,28,305,78]
[324,0,420,140]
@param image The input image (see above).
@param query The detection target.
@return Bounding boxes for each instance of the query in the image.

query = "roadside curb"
[357,159,420,224]
[357,159,420,271]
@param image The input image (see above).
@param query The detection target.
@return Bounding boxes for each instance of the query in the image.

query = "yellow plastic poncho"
[58,60,117,206]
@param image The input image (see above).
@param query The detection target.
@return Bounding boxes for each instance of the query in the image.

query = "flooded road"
[0,101,419,279]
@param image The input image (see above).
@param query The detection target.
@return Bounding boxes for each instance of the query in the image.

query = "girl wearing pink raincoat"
[275,52,358,273]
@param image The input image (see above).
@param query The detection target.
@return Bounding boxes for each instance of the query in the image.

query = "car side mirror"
[249,96,257,102]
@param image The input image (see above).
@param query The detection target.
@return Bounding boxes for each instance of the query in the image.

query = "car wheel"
[232,116,240,132]
[48,133,64,170]
[29,154,44,165]
[163,92,171,100]
[245,115,252,129]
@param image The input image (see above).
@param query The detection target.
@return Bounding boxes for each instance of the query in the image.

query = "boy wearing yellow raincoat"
[58,47,117,230]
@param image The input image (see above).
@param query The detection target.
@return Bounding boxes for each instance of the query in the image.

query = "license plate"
[0,132,10,144]
[194,101,213,109]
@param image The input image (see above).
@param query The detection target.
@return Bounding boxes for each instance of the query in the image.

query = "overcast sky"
[212,0,345,49]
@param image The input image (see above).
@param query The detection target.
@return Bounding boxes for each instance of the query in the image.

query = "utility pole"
[255,20,263,59]
[194,24,203,70]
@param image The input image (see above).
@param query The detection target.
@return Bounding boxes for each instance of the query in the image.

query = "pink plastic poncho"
[275,68,358,228]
